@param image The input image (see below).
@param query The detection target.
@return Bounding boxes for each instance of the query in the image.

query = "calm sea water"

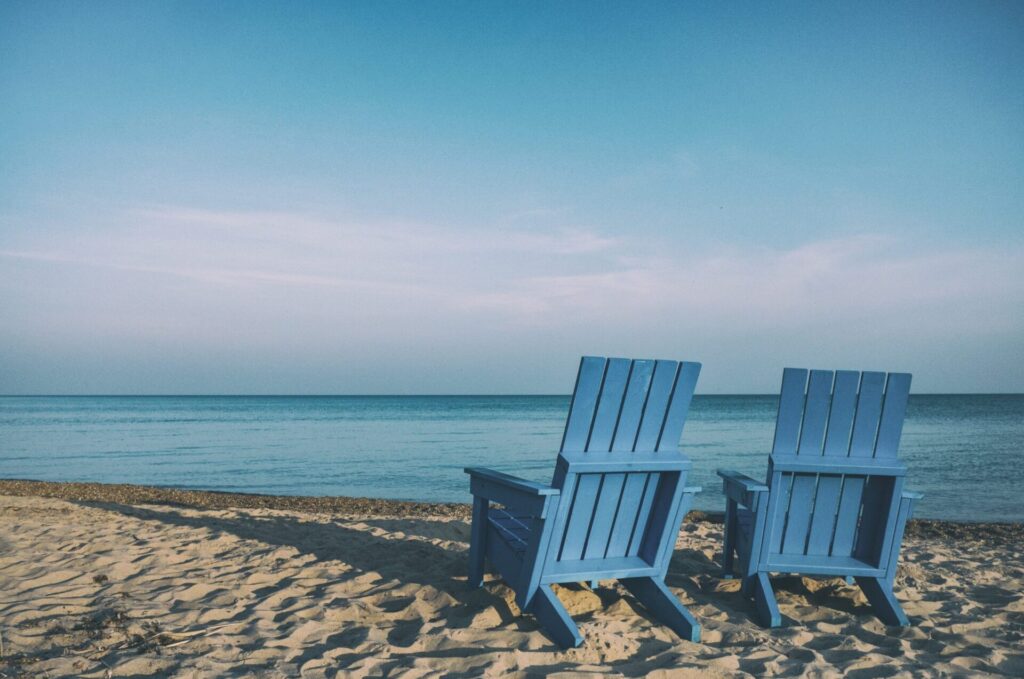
[1,395,1021,522]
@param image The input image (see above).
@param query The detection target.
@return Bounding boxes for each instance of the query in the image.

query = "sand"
[1,482,1022,678]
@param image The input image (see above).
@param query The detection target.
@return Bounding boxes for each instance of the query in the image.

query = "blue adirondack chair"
[464,356,703,648]
[718,368,922,628]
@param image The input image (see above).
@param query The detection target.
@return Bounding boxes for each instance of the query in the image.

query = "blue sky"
[1,1,1022,394]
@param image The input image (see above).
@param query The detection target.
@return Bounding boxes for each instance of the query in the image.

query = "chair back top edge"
[559,356,702,455]
[771,367,912,462]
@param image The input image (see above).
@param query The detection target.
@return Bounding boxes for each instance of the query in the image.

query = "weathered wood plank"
[627,471,660,556]
[766,471,793,555]
[874,373,911,458]
[583,473,626,559]
[805,475,843,555]
[798,370,834,455]
[560,356,607,454]
[849,371,886,457]
[781,473,817,554]
[854,475,896,564]
[586,358,632,452]
[830,475,865,557]
[635,360,679,451]
[612,359,655,452]
[824,370,860,456]
[559,474,602,561]
[657,361,701,452]
[605,472,649,558]
[773,368,808,454]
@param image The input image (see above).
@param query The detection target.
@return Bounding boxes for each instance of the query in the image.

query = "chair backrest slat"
[611,359,655,452]
[797,370,834,455]
[773,368,808,454]
[586,358,632,452]
[560,356,607,453]
[635,360,681,451]
[763,366,913,564]
[823,370,860,456]
[849,372,886,457]
[781,474,817,554]
[875,373,912,458]
[657,361,701,452]
[805,475,843,555]
[551,355,701,568]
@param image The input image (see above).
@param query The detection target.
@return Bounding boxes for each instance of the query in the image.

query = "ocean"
[1,395,1020,522]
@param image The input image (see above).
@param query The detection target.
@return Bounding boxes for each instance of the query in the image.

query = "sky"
[1,1,1022,394]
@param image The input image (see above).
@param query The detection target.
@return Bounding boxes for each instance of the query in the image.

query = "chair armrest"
[717,469,768,508]
[464,467,559,495]
[465,467,560,518]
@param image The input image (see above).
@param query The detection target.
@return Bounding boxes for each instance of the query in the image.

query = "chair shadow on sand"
[72,502,738,670]
[72,502,897,676]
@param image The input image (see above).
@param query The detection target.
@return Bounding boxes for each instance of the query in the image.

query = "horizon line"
[2,392,1022,398]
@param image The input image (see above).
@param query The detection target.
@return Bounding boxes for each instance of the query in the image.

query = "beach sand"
[1,481,1022,677]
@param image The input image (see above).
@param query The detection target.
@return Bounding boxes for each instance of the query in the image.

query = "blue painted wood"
[559,473,602,561]
[754,572,781,628]
[655,485,700,576]
[621,577,701,643]
[718,469,769,507]
[466,355,703,647]
[605,473,649,558]
[823,370,859,456]
[587,358,632,452]
[635,360,680,451]
[469,496,488,587]
[467,473,557,518]
[849,372,886,457]
[584,472,626,559]
[855,577,910,626]
[612,359,655,451]
[561,356,607,453]
[773,368,808,455]
[830,476,866,556]
[559,449,692,472]
[765,471,792,555]
[768,455,906,476]
[657,362,701,452]
[466,467,561,496]
[542,556,659,582]
[717,366,921,629]
[722,496,737,577]
[855,475,902,566]
[530,585,583,647]
[627,472,661,556]
[798,370,834,455]
[640,473,679,564]
[517,506,559,609]
[875,373,912,459]
[884,492,918,584]
[781,474,816,554]
[805,475,843,556]
[765,555,885,577]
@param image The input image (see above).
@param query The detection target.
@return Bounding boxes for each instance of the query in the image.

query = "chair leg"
[589,580,599,589]
[856,576,910,626]
[621,577,701,643]
[529,584,583,648]
[468,497,487,588]
[753,572,781,628]
[722,498,737,578]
